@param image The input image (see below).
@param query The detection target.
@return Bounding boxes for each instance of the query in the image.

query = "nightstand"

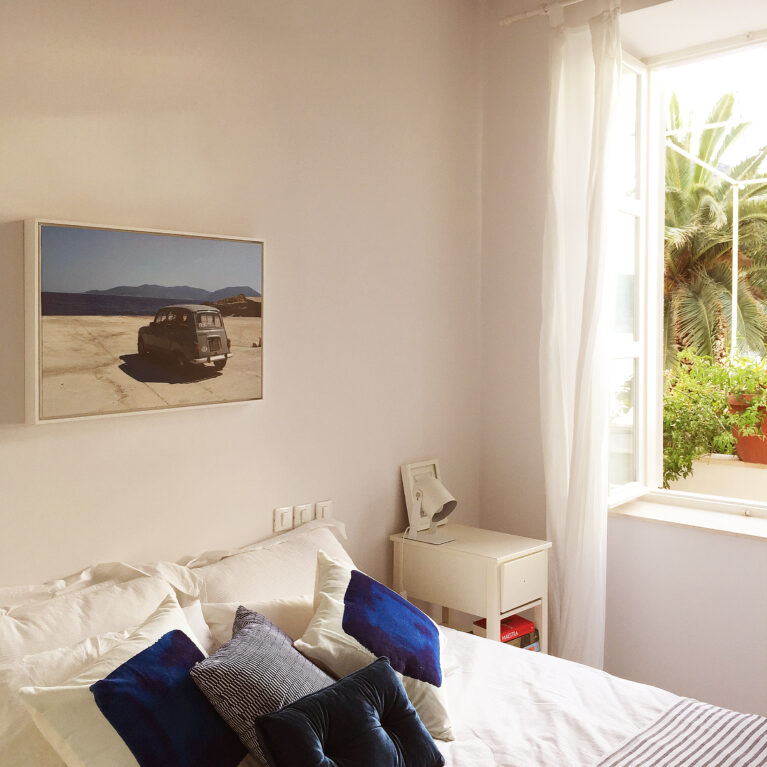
[390,524,552,652]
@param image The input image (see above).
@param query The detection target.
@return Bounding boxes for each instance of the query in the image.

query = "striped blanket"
[599,698,767,766]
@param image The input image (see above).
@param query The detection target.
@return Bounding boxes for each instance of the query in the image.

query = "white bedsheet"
[438,628,678,767]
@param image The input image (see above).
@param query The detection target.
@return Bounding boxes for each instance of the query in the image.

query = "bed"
[1,520,764,767]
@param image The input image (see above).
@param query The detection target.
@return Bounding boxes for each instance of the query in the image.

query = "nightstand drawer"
[500,551,547,613]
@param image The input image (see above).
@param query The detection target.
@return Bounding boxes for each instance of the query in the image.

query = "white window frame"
[608,51,653,507]
[611,38,767,522]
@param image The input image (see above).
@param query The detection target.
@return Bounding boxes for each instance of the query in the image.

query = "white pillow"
[294,551,454,741]
[181,600,217,655]
[190,521,354,604]
[0,576,174,662]
[202,595,315,647]
[19,593,211,767]
[0,560,203,609]
[0,629,130,767]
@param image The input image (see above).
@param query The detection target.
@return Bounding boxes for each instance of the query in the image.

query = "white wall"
[480,0,767,715]
[0,0,482,586]
[479,0,550,540]
[607,514,767,715]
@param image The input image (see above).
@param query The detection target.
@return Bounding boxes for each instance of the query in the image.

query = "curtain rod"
[498,0,587,27]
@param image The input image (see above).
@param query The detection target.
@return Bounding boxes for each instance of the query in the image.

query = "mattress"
[438,627,678,767]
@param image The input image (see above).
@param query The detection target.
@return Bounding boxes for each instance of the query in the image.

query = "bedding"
[597,698,767,767]
[437,627,679,766]
[1,523,763,767]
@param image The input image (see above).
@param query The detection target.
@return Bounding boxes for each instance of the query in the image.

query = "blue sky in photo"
[41,225,263,294]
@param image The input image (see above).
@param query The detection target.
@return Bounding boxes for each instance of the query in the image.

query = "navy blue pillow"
[90,630,246,767]
[253,657,445,767]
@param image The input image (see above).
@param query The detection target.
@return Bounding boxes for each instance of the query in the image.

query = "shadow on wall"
[0,220,25,425]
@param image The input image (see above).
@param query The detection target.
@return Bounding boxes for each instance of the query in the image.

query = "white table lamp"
[401,460,457,544]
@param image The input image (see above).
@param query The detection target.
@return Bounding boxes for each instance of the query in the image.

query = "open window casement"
[607,51,661,506]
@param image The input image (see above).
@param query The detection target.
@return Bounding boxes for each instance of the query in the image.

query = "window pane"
[616,69,639,199]
[609,358,636,487]
[197,312,222,328]
[608,212,638,341]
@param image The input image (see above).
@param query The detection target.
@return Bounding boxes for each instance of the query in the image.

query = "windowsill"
[609,496,767,541]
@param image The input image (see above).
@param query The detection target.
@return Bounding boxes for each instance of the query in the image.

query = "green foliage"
[664,93,767,368]
[663,352,767,487]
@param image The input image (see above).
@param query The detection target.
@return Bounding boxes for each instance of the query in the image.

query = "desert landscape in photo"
[40,314,262,419]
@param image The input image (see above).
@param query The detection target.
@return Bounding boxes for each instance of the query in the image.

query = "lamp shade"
[416,475,457,524]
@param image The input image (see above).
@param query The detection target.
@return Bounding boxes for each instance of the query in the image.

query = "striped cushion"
[190,607,332,759]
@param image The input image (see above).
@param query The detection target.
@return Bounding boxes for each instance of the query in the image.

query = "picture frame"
[25,219,264,424]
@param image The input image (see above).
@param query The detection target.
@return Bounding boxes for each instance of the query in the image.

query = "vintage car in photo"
[137,304,232,371]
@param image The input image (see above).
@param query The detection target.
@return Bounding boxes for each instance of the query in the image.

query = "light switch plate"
[293,503,315,526]
[273,506,293,532]
[316,500,333,519]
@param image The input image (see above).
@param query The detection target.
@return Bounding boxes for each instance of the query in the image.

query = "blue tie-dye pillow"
[294,551,453,741]
[90,630,246,767]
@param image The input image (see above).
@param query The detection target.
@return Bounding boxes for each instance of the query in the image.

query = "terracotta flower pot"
[728,393,767,464]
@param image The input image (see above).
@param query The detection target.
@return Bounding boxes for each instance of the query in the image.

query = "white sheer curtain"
[539,1,621,668]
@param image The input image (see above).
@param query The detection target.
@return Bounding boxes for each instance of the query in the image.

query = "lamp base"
[406,528,456,545]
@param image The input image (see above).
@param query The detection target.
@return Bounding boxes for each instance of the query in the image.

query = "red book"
[473,614,535,642]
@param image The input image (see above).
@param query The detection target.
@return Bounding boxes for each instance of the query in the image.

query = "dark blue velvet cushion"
[253,657,445,767]
[90,630,246,767]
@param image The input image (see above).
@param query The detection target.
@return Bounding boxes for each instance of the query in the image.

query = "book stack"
[472,614,540,651]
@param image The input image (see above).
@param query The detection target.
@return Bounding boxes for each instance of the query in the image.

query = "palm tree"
[664,93,767,369]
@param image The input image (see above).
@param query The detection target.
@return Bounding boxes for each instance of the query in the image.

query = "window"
[609,41,767,517]
[608,54,649,502]
[197,312,222,328]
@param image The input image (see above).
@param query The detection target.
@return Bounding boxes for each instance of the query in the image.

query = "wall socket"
[273,506,293,533]
[316,500,333,519]
[293,503,315,526]
[274,500,332,533]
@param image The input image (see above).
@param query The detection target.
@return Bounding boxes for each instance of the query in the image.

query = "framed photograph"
[25,219,264,423]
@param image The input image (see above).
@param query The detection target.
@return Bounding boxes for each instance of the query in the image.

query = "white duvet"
[438,628,678,767]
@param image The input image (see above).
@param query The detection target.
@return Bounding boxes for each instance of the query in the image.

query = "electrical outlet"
[273,506,293,533]
[316,500,333,519]
[293,503,315,527]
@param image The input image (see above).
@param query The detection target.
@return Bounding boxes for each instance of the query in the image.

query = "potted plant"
[727,358,767,464]
[662,353,767,487]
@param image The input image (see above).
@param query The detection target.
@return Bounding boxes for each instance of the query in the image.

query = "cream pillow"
[0,560,203,609]
[181,600,218,655]
[0,629,130,767]
[0,576,174,662]
[190,521,354,604]
[202,595,315,647]
[19,593,216,767]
